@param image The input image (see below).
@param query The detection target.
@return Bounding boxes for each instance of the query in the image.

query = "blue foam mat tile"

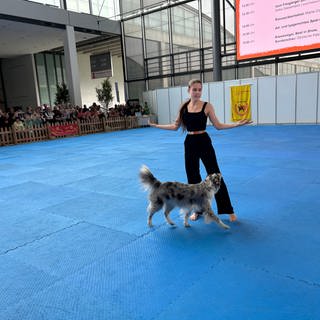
[82,163,126,177]
[0,175,30,188]
[248,195,320,232]
[2,287,136,320]
[6,222,137,277]
[154,260,320,320]
[65,174,143,199]
[294,182,320,202]
[0,255,58,311]
[83,163,151,179]
[221,155,286,171]
[0,210,78,254]
[0,154,15,161]
[0,163,17,170]
[234,191,284,210]
[38,156,106,171]
[0,182,89,208]
[1,234,225,320]
[226,170,314,211]
[42,192,153,236]
[232,176,304,203]
[10,168,96,186]
[0,163,42,177]
[214,218,320,285]
[146,218,234,253]
[0,153,59,166]
[153,209,320,285]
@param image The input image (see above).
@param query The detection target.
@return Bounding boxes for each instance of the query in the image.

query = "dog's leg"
[203,206,230,230]
[164,204,175,226]
[147,202,162,227]
[183,210,191,228]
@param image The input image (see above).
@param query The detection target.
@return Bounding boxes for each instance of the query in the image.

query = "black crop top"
[182,101,208,132]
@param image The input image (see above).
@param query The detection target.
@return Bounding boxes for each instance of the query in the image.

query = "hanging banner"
[48,123,79,137]
[231,85,251,122]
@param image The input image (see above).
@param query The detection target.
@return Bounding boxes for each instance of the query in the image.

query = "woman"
[149,79,251,222]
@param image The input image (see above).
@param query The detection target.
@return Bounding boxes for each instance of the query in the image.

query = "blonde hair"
[188,79,202,89]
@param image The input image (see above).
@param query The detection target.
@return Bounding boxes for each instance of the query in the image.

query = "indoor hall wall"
[78,52,125,108]
[143,72,320,125]
[1,52,125,110]
[1,55,39,109]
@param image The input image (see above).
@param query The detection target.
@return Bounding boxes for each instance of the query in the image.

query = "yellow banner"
[230,85,251,122]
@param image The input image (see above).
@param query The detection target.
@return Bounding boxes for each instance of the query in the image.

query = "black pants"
[184,133,234,215]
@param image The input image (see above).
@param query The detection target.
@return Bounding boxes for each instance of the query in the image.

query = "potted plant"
[142,101,150,115]
[55,83,70,105]
[96,78,114,110]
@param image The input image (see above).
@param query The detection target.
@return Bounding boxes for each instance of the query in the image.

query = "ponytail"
[177,99,190,132]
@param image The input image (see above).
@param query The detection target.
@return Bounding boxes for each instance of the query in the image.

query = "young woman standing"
[149,79,251,221]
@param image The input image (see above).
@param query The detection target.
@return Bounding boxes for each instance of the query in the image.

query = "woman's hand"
[148,120,156,127]
[237,119,253,126]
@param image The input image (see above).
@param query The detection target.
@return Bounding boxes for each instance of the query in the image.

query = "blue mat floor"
[0,125,319,319]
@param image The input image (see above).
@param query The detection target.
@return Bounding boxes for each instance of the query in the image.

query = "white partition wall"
[276,75,296,124]
[209,82,225,122]
[144,71,320,125]
[201,83,209,103]
[152,90,158,116]
[156,89,170,124]
[181,86,189,101]
[257,76,276,124]
[168,87,182,122]
[296,73,318,123]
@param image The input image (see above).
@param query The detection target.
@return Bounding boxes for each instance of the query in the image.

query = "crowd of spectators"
[0,103,100,130]
[0,101,149,130]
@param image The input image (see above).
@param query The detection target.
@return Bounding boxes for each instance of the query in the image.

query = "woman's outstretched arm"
[148,116,181,131]
[206,103,252,130]
[148,121,180,131]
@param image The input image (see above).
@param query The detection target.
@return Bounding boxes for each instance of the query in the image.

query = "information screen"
[90,52,112,79]
[236,0,320,60]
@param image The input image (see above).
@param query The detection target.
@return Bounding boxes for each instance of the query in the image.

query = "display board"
[90,52,112,79]
[236,0,320,60]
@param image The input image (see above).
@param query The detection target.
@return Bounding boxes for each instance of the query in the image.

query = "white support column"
[60,0,66,9]
[64,25,82,106]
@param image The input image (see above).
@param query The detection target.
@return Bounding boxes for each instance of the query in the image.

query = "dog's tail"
[139,165,161,191]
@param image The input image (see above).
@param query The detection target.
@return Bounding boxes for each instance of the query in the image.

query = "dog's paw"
[184,223,191,228]
[219,221,230,230]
